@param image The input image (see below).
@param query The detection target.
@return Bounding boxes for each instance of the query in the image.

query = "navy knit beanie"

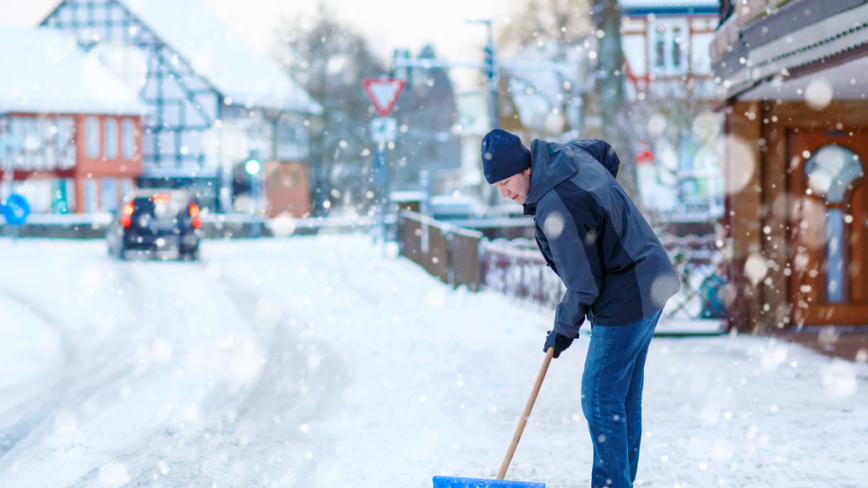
[481,129,532,184]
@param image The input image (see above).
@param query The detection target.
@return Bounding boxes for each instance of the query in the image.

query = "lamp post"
[245,156,261,237]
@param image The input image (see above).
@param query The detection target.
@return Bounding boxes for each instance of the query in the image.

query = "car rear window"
[131,194,188,219]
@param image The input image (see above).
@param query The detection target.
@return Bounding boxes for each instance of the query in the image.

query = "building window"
[84,179,98,213]
[122,119,135,159]
[65,178,77,213]
[672,27,682,68]
[120,178,134,199]
[804,145,865,303]
[104,118,118,158]
[52,179,68,214]
[826,209,844,303]
[101,177,118,212]
[86,117,99,158]
[17,180,53,214]
[654,26,665,68]
[649,20,689,75]
[3,116,75,171]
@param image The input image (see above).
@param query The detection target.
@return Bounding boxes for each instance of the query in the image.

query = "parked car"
[107,189,202,260]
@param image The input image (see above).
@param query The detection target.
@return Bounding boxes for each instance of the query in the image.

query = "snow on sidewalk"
[208,235,868,488]
[0,235,866,488]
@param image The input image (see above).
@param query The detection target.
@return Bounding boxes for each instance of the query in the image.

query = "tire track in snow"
[195,260,352,487]
[0,289,79,460]
[62,252,352,487]
[0,248,198,485]
[61,257,255,488]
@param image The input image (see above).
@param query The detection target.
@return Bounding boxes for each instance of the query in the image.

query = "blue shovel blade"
[433,476,544,488]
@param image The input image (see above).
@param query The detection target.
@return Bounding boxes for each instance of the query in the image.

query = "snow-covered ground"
[0,236,866,488]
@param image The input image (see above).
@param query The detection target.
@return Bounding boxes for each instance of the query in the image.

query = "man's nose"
[499,187,507,198]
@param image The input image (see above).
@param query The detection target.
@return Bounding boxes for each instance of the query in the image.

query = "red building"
[263,160,310,218]
[71,114,143,213]
[0,27,147,214]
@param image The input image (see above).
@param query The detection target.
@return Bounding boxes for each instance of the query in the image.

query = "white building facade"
[621,0,719,100]
[619,0,724,214]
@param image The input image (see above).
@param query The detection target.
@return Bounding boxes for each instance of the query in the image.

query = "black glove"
[544,330,574,358]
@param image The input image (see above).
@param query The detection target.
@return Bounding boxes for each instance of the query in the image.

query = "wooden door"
[788,130,868,325]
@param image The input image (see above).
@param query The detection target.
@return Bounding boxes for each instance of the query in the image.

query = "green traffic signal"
[245,158,261,175]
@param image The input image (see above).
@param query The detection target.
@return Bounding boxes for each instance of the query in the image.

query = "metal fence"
[479,234,727,321]
[481,238,564,310]
[659,234,727,320]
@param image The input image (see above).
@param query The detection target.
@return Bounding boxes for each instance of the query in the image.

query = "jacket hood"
[524,140,578,214]
[523,139,622,215]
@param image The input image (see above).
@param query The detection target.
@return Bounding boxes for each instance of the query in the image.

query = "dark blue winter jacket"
[524,138,679,337]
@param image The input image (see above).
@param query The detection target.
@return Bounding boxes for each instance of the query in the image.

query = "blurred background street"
[2,0,868,486]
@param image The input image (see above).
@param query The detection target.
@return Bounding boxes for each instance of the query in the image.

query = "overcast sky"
[0,0,525,90]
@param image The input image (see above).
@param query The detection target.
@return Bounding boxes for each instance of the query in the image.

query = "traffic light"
[392,48,411,84]
[483,41,496,80]
[245,158,261,175]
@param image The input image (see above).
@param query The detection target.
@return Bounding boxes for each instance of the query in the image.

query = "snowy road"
[1,235,867,488]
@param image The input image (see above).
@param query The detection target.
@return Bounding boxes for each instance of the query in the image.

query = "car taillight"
[121,215,131,227]
[192,216,202,229]
[189,204,200,217]
[153,193,170,203]
[122,203,134,216]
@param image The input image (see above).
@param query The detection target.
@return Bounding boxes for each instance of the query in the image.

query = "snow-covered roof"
[0,26,148,116]
[118,0,321,114]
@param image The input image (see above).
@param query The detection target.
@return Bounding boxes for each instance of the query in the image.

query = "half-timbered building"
[40,0,321,216]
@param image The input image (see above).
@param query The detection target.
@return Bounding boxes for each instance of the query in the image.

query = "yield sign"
[362,78,406,117]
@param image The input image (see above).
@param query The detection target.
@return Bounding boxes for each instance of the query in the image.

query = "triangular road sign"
[362,78,407,117]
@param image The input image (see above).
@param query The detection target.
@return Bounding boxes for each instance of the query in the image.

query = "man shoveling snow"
[482,129,680,488]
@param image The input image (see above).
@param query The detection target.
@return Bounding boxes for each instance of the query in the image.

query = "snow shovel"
[432,347,555,488]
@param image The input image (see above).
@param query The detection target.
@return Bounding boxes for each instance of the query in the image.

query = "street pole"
[375,140,387,243]
[366,114,398,246]
[245,155,261,238]
[486,27,498,130]
[250,172,259,238]
[373,140,387,202]
[218,125,233,213]
[468,19,498,130]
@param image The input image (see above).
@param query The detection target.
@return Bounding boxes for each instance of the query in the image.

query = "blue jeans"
[581,309,661,488]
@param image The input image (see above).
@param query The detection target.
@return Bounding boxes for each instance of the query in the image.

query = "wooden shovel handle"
[496,346,555,480]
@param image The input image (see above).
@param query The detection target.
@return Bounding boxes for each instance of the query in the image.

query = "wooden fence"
[397,210,483,290]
